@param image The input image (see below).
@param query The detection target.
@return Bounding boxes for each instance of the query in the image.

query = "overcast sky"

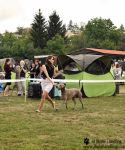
[0,0,125,33]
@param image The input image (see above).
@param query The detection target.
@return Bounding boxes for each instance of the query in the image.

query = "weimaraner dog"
[57,83,84,109]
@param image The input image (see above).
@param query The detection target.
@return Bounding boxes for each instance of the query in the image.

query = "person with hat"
[20,60,27,95]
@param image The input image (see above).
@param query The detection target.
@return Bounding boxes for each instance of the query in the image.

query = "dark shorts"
[5,75,11,86]
[6,82,11,85]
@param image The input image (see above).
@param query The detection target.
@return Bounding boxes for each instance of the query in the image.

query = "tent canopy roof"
[58,54,102,70]
[67,54,103,69]
[58,54,112,73]
[70,48,125,58]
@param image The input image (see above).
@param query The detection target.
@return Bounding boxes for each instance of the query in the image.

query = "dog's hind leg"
[79,98,84,109]
[64,100,68,109]
[72,98,76,110]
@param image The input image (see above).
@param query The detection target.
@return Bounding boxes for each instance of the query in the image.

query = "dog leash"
[79,80,81,88]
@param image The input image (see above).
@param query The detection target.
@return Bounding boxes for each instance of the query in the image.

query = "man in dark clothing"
[34,59,40,78]
[30,62,36,79]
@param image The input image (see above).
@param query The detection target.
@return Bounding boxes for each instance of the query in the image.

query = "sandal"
[35,109,41,113]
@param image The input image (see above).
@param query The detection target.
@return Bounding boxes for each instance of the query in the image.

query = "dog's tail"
[81,84,86,98]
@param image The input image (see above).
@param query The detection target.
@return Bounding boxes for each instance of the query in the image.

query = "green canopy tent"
[34,48,125,97]
[57,54,116,97]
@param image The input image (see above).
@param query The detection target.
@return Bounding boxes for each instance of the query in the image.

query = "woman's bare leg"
[47,94,55,109]
[37,91,47,111]
[4,85,10,96]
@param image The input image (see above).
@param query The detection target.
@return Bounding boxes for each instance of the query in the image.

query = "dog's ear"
[61,83,65,88]
[55,83,58,88]
[55,84,61,89]
[62,84,65,91]
[56,83,61,89]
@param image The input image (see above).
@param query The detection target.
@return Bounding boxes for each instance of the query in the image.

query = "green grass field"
[0,95,125,150]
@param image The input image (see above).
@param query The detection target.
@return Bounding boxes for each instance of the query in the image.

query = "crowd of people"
[3,59,28,96]
[1,57,124,112]
[0,56,64,111]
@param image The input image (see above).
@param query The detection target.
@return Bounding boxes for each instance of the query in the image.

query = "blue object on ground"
[0,83,4,93]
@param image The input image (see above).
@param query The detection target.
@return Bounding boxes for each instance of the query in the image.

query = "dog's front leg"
[65,100,68,109]
[64,98,68,109]
[63,95,68,109]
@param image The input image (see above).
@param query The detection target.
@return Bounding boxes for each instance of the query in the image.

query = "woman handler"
[36,56,56,112]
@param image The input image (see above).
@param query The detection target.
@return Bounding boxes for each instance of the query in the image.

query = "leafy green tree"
[48,11,66,40]
[117,32,125,50]
[2,31,17,49]
[67,20,80,33]
[16,27,24,35]
[0,48,8,58]
[13,34,37,59]
[67,20,74,31]
[99,39,117,50]
[68,31,86,52]
[119,24,125,32]
[30,9,47,49]
[0,34,3,47]
[45,34,67,55]
[85,18,119,49]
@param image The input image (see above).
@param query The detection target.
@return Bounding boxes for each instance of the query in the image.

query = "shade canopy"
[57,54,112,74]
[69,48,125,58]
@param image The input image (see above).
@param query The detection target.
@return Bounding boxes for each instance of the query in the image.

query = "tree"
[47,11,66,40]
[30,9,47,49]
[12,34,34,59]
[67,20,74,31]
[85,18,121,49]
[16,27,24,35]
[67,20,80,33]
[2,31,17,49]
[68,31,86,52]
[117,32,125,50]
[0,34,3,47]
[45,34,67,55]
[119,24,125,32]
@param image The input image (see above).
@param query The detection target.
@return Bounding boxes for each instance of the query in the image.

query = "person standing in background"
[34,59,40,78]
[30,62,36,80]
[15,61,22,96]
[4,59,13,96]
[114,63,122,94]
[20,60,27,95]
[111,62,116,78]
